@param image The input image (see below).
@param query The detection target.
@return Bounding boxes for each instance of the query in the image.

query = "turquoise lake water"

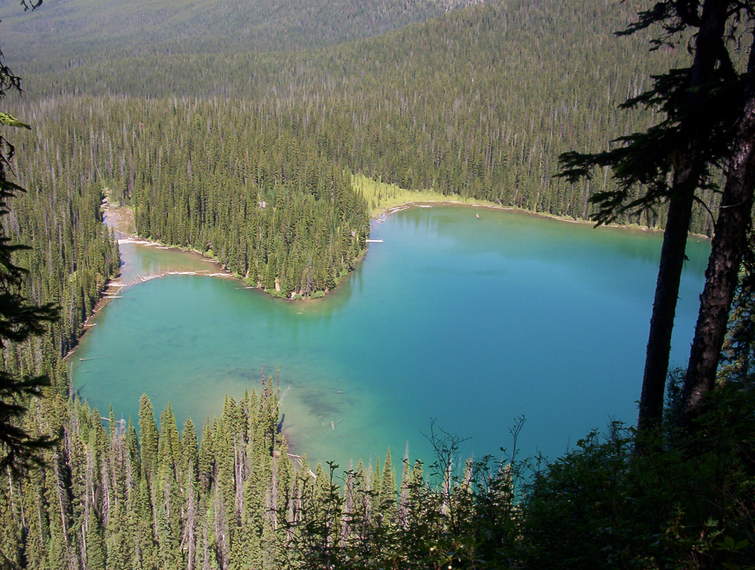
[72,206,709,469]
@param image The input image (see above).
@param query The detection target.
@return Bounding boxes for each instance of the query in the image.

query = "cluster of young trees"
[0,379,511,569]
[0,381,281,569]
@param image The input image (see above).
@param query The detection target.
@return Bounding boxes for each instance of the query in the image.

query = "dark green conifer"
[86,509,107,569]
[138,395,158,480]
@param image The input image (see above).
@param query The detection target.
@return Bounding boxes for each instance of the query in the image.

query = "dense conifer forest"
[8,0,718,304]
[17,2,721,232]
[0,0,752,567]
[2,375,752,568]
[0,0,482,66]
[13,97,367,298]
[2,106,119,378]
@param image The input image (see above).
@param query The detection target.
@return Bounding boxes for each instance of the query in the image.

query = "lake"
[72,206,709,469]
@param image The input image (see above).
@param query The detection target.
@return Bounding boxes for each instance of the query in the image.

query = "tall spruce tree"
[716,242,754,383]
[559,0,755,441]
[683,31,755,420]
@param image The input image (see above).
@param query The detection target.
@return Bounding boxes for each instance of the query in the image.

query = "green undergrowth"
[521,382,755,568]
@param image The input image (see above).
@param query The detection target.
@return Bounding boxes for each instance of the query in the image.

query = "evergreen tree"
[683,34,755,419]
[379,448,396,519]
[559,0,754,439]
[85,508,107,569]
[138,394,158,480]
[717,245,754,383]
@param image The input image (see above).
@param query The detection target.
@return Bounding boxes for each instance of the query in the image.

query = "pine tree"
[138,395,158,480]
[86,509,107,569]
[683,35,755,418]
[559,0,754,440]
[717,245,754,384]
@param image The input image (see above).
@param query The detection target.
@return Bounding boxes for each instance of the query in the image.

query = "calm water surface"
[73,207,709,468]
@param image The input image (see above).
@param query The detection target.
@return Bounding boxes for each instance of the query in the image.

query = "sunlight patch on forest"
[351,173,500,218]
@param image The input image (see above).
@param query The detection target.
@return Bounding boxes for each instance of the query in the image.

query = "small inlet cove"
[72,206,709,469]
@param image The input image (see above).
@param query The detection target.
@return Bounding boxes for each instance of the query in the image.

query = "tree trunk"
[682,37,755,420]
[636,0,731,441]
[638,171,696,435]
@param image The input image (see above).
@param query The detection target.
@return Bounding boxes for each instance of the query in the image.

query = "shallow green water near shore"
[73,207,709,468]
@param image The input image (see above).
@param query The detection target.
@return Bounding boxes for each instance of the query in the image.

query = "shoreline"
[67,195,709,360]
[374,199,711,241]
[69,194,711,459]
[102,197,712,305]
[63,237,239,362]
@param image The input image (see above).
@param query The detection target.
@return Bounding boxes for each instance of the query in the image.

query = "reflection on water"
[117,242,220,284]
[73,206,708,468]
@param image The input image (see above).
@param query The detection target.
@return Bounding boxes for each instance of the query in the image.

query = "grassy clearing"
[349,173,697,239]
[351,173,501,218]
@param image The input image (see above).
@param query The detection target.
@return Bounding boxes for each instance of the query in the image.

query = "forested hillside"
[18,1,722,233]
[1,0,752,567]
[2,104,119,382]
[4,0,716,308]
[0,0,480,68]
[11,97,367,298]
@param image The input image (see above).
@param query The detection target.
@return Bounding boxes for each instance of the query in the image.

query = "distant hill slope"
[8,0,729,233]
[0,0,481,68]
